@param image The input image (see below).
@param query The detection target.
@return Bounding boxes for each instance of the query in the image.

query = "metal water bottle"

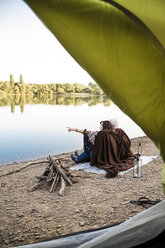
[133,141,142,178]
[138,141,142,156]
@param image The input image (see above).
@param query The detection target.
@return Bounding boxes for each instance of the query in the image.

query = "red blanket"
[90,128,135,177]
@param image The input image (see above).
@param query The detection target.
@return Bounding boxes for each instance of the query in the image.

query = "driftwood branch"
[53,174,60,192]
[50,173,58,192]
[46,164,54,182]
[36,176,47,180]
[0,159,49,178]
[42,161,52,176]
[28,180,44,192]
[59,176,66,196]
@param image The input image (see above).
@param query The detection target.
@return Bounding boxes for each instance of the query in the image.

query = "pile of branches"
[29,155,78,195]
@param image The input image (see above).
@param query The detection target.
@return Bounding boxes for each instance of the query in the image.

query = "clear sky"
[0,0,95,84]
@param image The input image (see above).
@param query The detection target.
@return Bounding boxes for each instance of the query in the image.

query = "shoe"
[71,154,78,164]
[75,150,79,156]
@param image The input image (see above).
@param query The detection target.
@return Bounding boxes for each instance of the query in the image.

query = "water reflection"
[0,94,111,112]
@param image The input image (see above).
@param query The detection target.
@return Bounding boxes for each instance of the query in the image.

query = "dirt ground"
[0,136,164,247]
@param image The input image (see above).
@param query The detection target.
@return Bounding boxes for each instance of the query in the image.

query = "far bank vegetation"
[0,74,105,96]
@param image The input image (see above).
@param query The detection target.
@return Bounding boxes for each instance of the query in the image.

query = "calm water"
[0,95,145,165]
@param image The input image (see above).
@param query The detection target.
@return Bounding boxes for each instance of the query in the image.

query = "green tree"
[73,83,84,93]
[43,84,49,94]
[56,84,65,93]
[14,85,20,95]
[0,89,6,97]
[25,85,33,95]
[10,74,14,85]
[51,84,57,93]
[94,87,103,95]
[19,74,24,84]
[82,86,93,94]
[3,83,11,94]
[19,84,26,95]
[64,83,75,93]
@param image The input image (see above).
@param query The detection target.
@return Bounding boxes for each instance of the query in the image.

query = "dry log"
[49,156,72,186]
[59,176,66,196]
[65,171,72,176]
[0,159,49,178]
[46,164,54,182]
[42,161,52,176]
[47,174,56,182]
[61,163,70,169]
[47,171,57,183]
[53,174,60,191]
[28,180,44,192]
[36,176,47,180]
[50,173,58,193]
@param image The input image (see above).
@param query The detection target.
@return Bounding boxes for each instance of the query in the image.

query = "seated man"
[90,120,136,177]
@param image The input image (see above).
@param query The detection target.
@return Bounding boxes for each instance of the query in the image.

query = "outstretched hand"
[66,127,85,134]
[66,127,73,132]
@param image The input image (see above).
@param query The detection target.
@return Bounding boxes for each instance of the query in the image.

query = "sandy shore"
[0,136,164,247]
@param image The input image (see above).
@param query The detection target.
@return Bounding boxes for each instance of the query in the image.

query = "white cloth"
[70,156,158,175]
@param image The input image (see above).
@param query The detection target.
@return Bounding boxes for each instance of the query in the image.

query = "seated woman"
[66,126,99,164]
[90,120,136,178]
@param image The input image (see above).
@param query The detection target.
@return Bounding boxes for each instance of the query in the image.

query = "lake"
[0,94,145,165]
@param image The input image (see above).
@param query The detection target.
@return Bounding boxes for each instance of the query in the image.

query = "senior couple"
[67,120,136,178]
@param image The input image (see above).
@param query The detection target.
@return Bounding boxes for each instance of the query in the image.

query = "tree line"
[0,74,105,96]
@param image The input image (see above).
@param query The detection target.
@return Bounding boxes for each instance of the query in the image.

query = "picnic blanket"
[70,156,157,175]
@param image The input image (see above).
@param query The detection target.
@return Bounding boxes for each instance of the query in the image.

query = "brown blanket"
[90,128,135,178]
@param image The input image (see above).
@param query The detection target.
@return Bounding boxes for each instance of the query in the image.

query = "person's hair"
[100,120,115,130]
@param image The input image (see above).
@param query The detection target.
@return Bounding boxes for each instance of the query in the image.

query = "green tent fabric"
[24,0,165,192]
[113,0,165,48]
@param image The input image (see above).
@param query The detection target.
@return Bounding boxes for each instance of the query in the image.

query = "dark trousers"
[76,150,92,163]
